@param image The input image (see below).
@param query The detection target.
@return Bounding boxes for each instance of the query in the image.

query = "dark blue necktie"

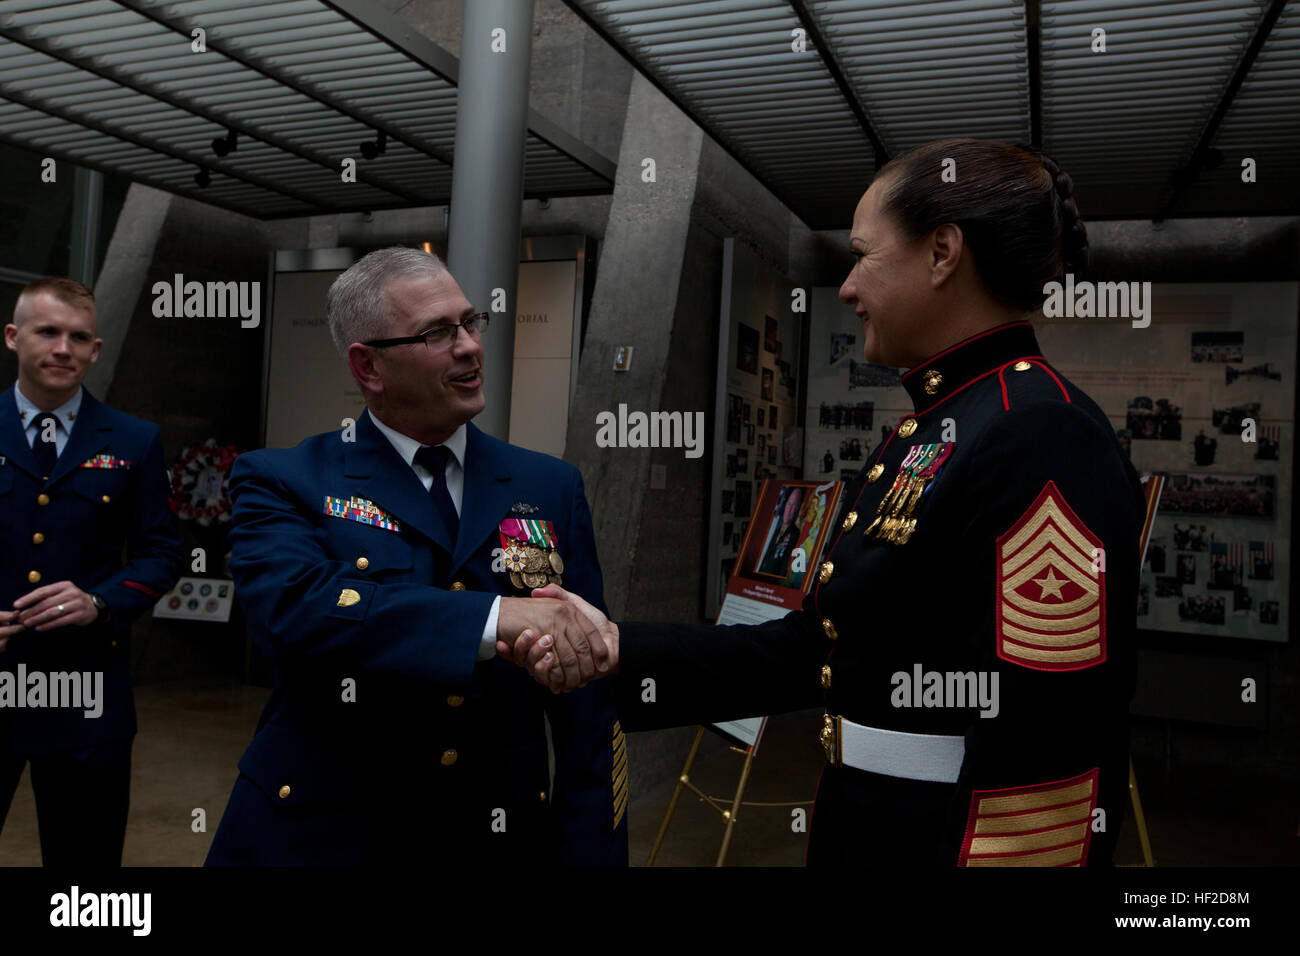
[414,445,459,542]
[32,413,59,478]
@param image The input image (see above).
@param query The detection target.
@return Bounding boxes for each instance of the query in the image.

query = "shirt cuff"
[478,595,502,660]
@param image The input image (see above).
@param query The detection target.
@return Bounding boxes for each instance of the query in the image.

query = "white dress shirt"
[369,414,500,660]
[16,383,83,459]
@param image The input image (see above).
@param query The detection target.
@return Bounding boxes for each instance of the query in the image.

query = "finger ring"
[57,604,65,614]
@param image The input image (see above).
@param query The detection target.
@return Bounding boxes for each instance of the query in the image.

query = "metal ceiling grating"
[1178,0,1299,215]
[1040,0,1271,219]
[0,0,615,218]
[567,0,1298,226]
[571,0,879,228]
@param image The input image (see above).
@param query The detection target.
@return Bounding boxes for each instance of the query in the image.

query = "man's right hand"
[495,596,612,689]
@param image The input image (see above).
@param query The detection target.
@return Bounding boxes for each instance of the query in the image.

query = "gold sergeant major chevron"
[995,480,1106,671]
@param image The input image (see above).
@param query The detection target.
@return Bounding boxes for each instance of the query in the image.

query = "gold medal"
[509,570,525,589]
[522,571,549,588]
[523,546,549,573]
[549,551,565,574]
[548,573,563,587]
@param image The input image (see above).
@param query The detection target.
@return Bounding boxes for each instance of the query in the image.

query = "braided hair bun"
[1039,153,1089,278]
[877,138,1091,311]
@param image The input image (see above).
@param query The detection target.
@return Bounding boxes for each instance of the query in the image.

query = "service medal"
[499,517,564,590]
[864,443,953,544]
[548,573,563,587]
[503,545,528,573]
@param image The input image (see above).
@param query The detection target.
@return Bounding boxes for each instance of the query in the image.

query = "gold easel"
[645,727,764,867]
[1127,757,1156,866]
[1123,473,1165,868]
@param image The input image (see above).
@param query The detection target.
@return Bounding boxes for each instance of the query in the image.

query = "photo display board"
[1035,282,1297,643]
[709,240,804,616]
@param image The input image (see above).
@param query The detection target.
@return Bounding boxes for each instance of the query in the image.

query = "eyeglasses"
[364,312,490,351]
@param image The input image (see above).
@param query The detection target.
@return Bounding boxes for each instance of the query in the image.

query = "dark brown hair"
[875,138,1088,311]
[16,277,95,320]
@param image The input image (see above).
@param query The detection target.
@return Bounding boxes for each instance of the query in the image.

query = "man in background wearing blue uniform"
[206,247,627,866]
[0,278,181,866]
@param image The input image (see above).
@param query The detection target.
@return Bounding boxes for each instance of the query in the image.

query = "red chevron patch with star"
[995,480,1106,671]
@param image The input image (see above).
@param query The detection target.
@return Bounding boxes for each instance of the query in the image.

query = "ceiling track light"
[194,167,211,188]
[360,130,388,160]
[212,128,238,157]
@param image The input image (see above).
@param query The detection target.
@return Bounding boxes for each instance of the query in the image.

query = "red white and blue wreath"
[170,440,239,526]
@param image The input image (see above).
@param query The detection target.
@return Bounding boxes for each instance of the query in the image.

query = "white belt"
[820,715,965,784]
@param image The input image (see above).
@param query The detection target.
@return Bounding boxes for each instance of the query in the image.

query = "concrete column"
[564,72,706,620]
[446,0,534,440]
[84,183,172,399]
[563,73,709,799]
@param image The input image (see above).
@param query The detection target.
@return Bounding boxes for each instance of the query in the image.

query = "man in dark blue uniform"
[206,247,626,866]
[0,277,181,866]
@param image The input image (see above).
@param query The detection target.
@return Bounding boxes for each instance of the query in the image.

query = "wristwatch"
[88,593,110,623]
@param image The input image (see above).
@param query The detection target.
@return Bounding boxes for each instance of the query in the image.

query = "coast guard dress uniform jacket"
[0,386,181,757]
[206,410,628,867]
[615,320,1144,867]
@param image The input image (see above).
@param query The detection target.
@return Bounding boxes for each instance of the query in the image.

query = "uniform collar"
[899,320,1044,411]
[14,382,83,431]
[369,412,467,471]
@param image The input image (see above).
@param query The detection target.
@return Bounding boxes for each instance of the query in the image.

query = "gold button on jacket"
[821,665,832,689]
[355,556,369,570]
[278,785,291,799]
[822,618,837,640]
[446,695,465,707]
[37,493,50,506]
[841,511,857,531]
[27,570,41,584]
[440,749,458,766]
[32,532,45,544]
[819,560,834,584]
[449,581,467,591]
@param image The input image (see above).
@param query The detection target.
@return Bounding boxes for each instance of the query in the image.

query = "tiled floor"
[1,681,1295,867]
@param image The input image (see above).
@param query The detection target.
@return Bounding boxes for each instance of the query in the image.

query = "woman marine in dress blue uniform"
[521,139,1145,868]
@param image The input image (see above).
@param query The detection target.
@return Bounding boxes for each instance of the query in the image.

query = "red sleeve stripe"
[958,768,1099,867]
[123,580,162,598]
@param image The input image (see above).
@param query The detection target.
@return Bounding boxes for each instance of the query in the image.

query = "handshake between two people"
[495,585,617,693]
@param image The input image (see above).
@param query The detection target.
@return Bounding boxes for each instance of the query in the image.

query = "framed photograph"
[737,324,759,374]
[761,367,774,401]
[764,315,779,354]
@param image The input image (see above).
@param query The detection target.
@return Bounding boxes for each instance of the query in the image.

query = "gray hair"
[326,246,448,355]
